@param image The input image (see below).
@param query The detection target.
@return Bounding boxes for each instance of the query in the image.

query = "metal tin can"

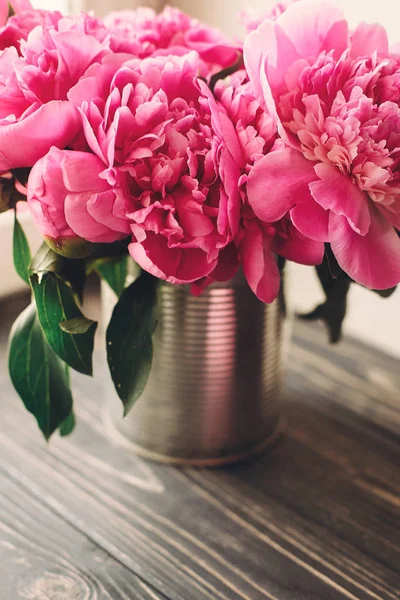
[105,272,286,466]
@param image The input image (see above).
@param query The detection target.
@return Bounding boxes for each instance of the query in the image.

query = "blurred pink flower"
[0,9,109,51]
[0,14,111,170]
[10,0,32,11]
[240,0,298,33]
[213,70,324,302]
[244,0,400,290]
[0,9,62,51]
[104,5,240,77]
[0,0,32,28]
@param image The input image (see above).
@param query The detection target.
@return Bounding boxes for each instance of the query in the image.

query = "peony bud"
[44,236,97,260]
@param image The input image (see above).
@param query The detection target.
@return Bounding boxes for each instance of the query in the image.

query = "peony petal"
[240,220,280,303]
[278,0,348,60]
[289,197,329,242]
[78,106,107,164]
[275,234,324,265]
[129,232,217,284]
[87,191,131,235]
[176,195,215,237]
[184,26,239,67]
[199,79,243,167]
[0,0,8,27]
[310,162,371,235]
[68,53,133,106]
[323,19,350,57]
[247,147,317,222]
[0,101,80,170]
[244,19,298,102]
[378,203,400,230]
[218,148,241,238]
[61,151,109,193]
[207,243,239,283]
[259,54,296,148]
[10,0,33,11]
[27,148,75,240]
[350,22,389,58]
[54,31,107,85]
[329,208,400,289]
[64,192,125,244]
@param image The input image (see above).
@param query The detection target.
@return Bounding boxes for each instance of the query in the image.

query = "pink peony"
[0,0,32,28]
[55,12,110,44]
[104,5,240,77]
[0,14,111,170]
[33,52,240,282]
[240,0,298,33]
[213,70,324,301]
[9,0,32,11]
[0,8,108,52]
[0,9,62,51]
[244,0,400,290]
[28,146,131,256]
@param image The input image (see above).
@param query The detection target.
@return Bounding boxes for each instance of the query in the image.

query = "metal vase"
[105,272,287,467]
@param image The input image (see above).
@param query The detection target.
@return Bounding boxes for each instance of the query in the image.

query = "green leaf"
[11,167,31,187]
[59,410,76,437]
[370,286,397,298]
[8,303,73,440]
[60,258,87,304]
[60,317,97,335]
[299,254,350,344]
[31,243,87,304]
[96,256,128,297]
[303,244,397,343]
[59,367,75,437]
[30,272,97,376]
[30,242,63,275]
[106,273,158,415]
[209,52,244,91]
[89,237,131,260]
[13,211,31,284]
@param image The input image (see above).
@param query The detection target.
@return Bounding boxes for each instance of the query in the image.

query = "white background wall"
[31,0,69,12]
[1,0,398,357]
[82,0,163,15]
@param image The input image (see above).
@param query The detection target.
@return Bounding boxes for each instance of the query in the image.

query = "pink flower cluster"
[1,0,399,302]
[104,5,240,75]
[244,0,400,290]
[30,52,241,281]
[213,70,323,301]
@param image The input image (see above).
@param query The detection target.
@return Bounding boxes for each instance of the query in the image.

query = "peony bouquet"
[2,0,398,438]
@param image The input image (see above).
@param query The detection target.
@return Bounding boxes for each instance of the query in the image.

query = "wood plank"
[0,468,167,600]
[182,468,400,600]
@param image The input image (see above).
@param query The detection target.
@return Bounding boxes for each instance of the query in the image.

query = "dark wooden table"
[1,291,399,600]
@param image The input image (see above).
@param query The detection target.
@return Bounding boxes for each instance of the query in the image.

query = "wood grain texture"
[0,473,166,600]
[0,291,399,600]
